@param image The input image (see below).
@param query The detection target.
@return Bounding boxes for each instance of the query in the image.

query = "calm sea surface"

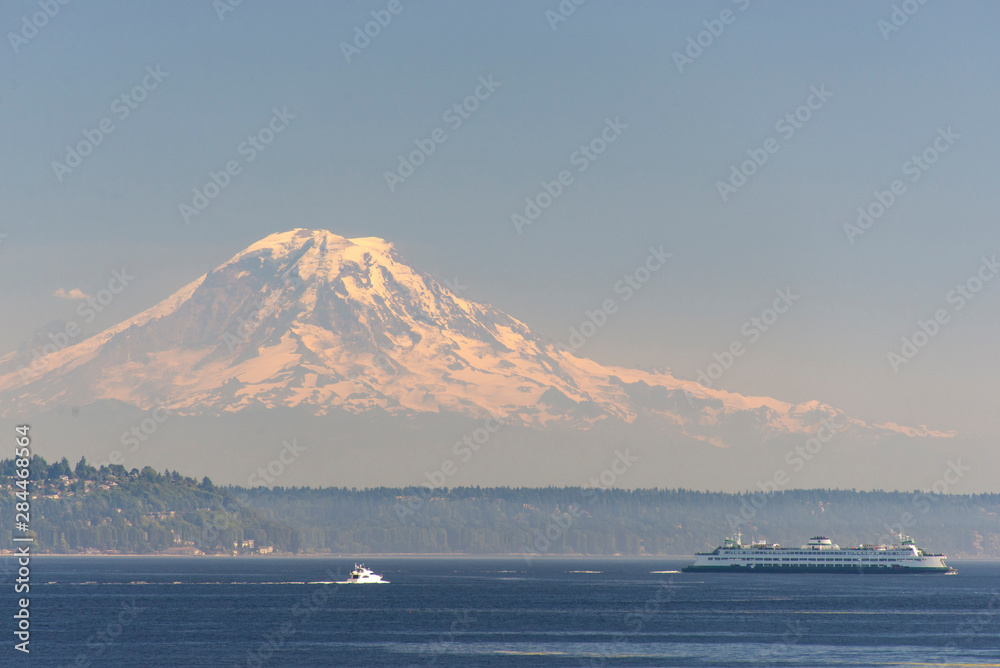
[2,556,998,667]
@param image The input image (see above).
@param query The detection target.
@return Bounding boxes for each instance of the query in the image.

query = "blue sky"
[2,0,999,443]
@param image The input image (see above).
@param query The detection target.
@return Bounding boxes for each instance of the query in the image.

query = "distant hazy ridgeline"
[1,456,997,558]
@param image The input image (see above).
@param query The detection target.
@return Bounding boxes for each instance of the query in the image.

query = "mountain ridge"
[0,229,954,451]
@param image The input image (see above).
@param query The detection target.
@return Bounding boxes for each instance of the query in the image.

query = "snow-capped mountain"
[0,229,951,450]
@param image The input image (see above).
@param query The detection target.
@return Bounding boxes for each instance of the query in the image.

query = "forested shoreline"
[2,455,998,558]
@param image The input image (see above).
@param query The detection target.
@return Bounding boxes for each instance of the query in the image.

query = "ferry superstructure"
[682,534,953,573]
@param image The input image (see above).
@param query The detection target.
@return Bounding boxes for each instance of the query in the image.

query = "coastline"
[15,552,694,559]
[10,552,999,561]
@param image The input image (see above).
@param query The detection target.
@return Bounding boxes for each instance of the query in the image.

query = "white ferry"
[682,533,954,574]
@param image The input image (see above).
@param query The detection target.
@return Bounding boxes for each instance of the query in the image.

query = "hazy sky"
[2,0,999,443]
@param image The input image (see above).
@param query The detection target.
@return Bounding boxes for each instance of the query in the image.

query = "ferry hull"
[681,564,954,574]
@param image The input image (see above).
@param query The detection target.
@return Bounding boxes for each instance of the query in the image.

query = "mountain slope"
[0,229,952,451]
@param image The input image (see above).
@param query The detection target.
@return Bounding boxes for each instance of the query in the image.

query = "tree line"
[2,456,998,557]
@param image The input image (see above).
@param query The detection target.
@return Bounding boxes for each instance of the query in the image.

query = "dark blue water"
[2,556,998,667]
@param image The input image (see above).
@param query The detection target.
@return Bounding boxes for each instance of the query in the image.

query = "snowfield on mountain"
[0,229,958,489]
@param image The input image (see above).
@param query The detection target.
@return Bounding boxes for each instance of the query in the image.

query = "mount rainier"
[0,229,955,489]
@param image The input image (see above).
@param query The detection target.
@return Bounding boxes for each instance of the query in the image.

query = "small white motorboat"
[337,564,388,584]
